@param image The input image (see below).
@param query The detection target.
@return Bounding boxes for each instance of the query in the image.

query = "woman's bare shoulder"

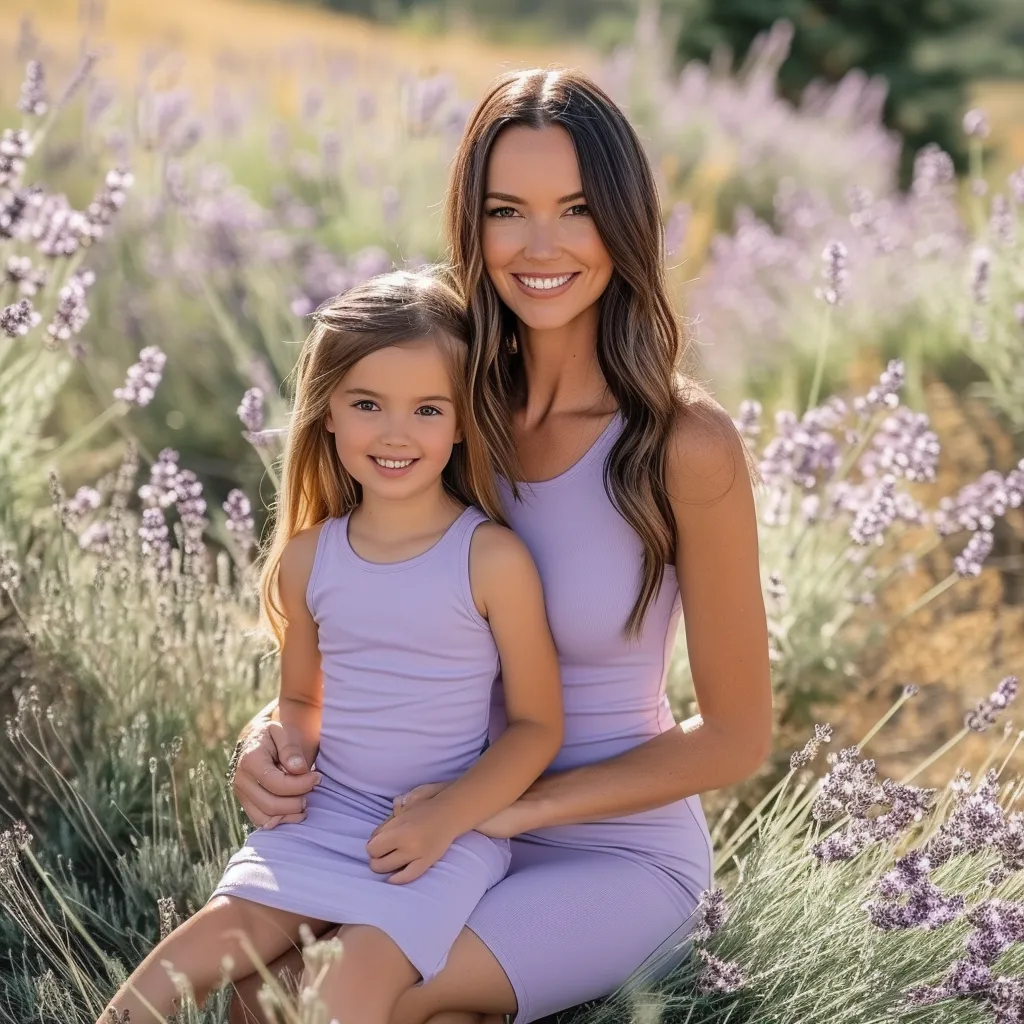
[665,390,749,507]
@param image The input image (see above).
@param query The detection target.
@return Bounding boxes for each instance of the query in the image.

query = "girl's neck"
[350,483,463,544]
[516,304,610,427]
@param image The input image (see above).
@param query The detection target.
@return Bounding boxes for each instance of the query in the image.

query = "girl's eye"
[566,203,590,217]
[353,400,378,412]
[486,206,519,219]
[416,405,443,417]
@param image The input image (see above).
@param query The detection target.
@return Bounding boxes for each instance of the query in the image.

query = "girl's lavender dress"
[211,508,510,981]
[467,414,713,1023]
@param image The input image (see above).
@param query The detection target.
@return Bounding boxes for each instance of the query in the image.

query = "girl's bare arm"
[416,524,564,838]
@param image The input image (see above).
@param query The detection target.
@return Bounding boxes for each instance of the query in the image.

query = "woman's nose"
[523,219,561,261]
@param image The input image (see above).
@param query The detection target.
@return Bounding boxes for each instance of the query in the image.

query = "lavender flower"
[811,747,882,824]
[934,464,1024,536]
[0,128,34,189]
[970,245,992,305]
[138,506,171,578]
[912,144,956,198]
[965,678,1020,734]
[81,168,133,244]
[175,467,208,558]
[5,255,47,296]
[78,520,111,553]
[990,194,1015,248]
[61,486,101,526]
[859,408,939,482]
[694,887,729,940]
[760,406,842,490]
[853,359,904,415]
[965,900,1024,965]
[954,530,994,578]
[963,109,991,139]
[31,192,90,257]
[0,298,41,338]
[848,475,898,546]
[815,240,848,305]
[865,850,964,931]
[927,769,1007,865]
[0,546,20,594]
[1010,167,1024,205]
[695,948,745,994]
[789,722,832,770]
[18,60,47,116]
[138,448,183,508]
[114,346,166,407]
[224,489,256,556]
[734,399,762,440]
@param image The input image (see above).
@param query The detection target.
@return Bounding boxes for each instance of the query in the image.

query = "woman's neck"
[516,305,610,426]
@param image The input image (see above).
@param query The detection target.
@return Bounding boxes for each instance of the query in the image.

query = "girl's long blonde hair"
[258,269,504,649]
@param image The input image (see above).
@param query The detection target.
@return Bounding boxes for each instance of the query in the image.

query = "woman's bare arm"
[494,401,772,832]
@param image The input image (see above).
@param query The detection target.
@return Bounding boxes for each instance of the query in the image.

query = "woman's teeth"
[373,457,414,469]
[517,273,574,290]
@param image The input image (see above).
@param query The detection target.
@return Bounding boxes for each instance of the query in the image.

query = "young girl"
[99,270,563,1024]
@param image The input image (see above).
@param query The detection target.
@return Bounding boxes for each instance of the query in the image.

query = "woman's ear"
[324,410,335,434]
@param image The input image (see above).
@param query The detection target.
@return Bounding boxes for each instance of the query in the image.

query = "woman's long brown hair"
[258,269,504,649]
[445,67,716,637]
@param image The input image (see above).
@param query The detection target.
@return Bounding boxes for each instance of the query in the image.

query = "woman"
[227,67,772,1024]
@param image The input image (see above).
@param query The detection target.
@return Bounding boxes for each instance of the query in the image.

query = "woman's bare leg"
[390,928,517,1024]
[309,923,419,1024]
[97,896,329,1024]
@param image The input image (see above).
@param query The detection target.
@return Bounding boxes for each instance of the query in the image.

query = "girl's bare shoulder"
[279,521,329,592]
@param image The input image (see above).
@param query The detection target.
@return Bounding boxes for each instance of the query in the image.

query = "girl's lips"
[511,272,580,299]
[368,456,418,478]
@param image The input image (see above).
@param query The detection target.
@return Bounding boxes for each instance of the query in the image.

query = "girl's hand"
[391,780,451,816]
[366,803,458,884]
[393,780,536,839]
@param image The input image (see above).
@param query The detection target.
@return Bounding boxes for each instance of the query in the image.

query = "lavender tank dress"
[211,508,510,981]
[466,413,713,1023]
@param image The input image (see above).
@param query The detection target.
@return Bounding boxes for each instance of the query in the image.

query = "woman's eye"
[486,206,518,219]
[416,405,443,417]
[566,203,590,217]
[353,400,378,412]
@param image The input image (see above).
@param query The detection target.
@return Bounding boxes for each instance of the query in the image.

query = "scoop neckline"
[341,506,475,573]
[513,411,622,489]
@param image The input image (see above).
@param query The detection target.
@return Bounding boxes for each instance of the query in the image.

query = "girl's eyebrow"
[485,190,585,205]
[344,387,453,403]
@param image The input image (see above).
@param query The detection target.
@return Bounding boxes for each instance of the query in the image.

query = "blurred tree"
[664,0,1009,182]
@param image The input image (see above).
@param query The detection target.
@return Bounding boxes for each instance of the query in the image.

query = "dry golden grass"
[1,0,597,104]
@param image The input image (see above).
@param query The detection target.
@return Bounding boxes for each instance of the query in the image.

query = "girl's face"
[325,338,462,502]
[481,124,614,334]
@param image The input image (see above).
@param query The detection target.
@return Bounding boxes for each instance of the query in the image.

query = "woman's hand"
[231,719,320,828]
[366,803,458,884]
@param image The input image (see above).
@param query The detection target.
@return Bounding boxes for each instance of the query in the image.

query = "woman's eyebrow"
[484,190,586,204]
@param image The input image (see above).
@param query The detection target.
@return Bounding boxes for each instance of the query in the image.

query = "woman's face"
[481,125,614,334]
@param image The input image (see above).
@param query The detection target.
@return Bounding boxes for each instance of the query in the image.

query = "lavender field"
[2,3,1024,1022]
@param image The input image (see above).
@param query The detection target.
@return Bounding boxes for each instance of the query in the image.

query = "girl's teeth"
[374,458,413,469]
[519,274,573,291]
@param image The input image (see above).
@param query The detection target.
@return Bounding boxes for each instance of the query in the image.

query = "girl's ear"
[324,410,335,434]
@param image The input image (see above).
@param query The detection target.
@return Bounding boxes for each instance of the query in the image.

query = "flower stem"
[899,727,968,785]
[806,304,833,412]
[45,401,127,466]
[898,572,958,623]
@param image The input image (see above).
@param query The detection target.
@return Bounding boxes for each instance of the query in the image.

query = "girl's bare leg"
[310,924,419,1024]
[229,924,517,1024]
[97,896,329,1024]
[228,924,336,1023]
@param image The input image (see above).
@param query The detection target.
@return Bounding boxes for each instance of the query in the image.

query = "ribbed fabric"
[467,414,713,1023]
[211,507,510,982]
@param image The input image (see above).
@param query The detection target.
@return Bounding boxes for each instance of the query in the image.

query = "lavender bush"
[2,13,1024,1024]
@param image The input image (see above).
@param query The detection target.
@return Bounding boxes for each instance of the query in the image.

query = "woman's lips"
[511,272,580,298]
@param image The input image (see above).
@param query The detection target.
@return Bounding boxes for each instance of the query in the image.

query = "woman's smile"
[510,272,580,298]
